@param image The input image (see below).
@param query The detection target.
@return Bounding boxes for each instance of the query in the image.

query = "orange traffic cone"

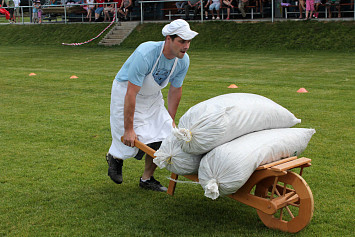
[70,75,79,79]
[228,84,238,88]
[297,88,308,93]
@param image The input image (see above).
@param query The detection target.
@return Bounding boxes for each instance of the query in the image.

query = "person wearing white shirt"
[13,0,20,22]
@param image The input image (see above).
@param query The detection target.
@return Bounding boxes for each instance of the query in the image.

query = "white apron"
[109,43,178,160]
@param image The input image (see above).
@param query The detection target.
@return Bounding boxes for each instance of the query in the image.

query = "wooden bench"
[42,5,87,22]
[42,5,87,15]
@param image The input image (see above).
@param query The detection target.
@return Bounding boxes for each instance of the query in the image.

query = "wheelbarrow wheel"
[254,171,314,233]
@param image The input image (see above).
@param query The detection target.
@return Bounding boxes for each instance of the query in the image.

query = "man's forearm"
[168,86,182,122]
[124,91,136,132]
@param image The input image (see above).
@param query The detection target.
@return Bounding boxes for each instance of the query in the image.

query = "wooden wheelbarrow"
[129,138,314,233]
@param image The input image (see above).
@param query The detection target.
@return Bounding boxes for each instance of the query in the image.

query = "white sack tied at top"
[174,93,301,155]
[198,128,316,200]
[153,133,202,175]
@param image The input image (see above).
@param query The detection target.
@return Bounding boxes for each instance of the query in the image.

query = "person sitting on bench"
[184,0,201,20]
[118,0,132,20]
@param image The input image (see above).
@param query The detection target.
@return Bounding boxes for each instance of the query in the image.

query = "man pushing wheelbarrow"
[106,19,198,192]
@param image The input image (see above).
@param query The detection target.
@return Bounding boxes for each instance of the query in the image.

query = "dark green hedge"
[124,21,355,52]
[1,21,354,51]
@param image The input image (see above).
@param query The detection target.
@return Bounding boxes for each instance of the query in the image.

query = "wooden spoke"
[285,206,295,219]
[270,177,279,200]
[288,202,300,207]
[282,183,287,196]
[279,208,284,220]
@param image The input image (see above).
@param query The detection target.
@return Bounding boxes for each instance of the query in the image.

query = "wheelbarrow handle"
[120,136,156,158]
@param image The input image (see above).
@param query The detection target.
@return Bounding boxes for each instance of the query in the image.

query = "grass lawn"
[0,44,354,236]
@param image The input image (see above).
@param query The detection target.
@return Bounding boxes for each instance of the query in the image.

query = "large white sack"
[198,128,316,200]
[174,93,301,155]
[153,134,202,175]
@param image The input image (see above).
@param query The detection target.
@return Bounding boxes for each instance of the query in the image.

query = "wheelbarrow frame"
[128,138,314,233]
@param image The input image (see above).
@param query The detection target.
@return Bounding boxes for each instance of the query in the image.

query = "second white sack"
[198,128,316,200]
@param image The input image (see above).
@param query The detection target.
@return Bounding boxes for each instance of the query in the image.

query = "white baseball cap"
[162,19,198,40]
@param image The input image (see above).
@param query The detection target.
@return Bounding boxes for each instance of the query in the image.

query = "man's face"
[166,36,191,59]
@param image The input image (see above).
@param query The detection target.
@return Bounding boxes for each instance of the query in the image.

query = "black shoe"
[106,153,123,184]
[139,176,168,192]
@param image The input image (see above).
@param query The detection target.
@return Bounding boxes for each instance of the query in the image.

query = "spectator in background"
[255,0,261,12]
[118,0,132,20]
[313,0,321,18]
[0,3,11,21]
[326,0,341,18]
[298,0,305,18]
[209,0,221,19]
[105,0,121,19]
[103,0,111,21]
[203,0,210,19]
[176,0,186,13]
[184,0,200,20]
[223,0,234,20]
[13,0,20,23]
[238,0,248,18]
[305,0,314,19]
[1,0,15,23]
[37,0,42,23]
[50,0,58,5]
[32,0,38,23]
[86,0,94,21]
[94,0,104,21]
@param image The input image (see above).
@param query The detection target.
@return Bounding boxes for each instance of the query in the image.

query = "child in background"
[36,0,42,23]
[32,0,38,23]
[32,0,42,23]
[305,0,314,19]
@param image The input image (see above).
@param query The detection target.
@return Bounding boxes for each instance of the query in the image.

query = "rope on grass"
[167,177,200,185]
[62,14,117,46]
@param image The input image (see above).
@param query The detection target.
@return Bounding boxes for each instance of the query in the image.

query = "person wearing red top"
[104,0,122,21]
[94,0,105,21]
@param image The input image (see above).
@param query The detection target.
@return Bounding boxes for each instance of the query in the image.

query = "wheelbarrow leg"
[167,173,178,196]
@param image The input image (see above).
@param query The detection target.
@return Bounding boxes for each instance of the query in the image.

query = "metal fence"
[1,0,354,24]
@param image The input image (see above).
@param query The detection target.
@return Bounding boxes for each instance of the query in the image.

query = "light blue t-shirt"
[115,41,189,88]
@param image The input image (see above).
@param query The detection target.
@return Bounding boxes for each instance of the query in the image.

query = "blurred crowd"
[0,0,354,23]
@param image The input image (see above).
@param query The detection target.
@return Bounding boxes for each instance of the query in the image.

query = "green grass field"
[0,22,354,236]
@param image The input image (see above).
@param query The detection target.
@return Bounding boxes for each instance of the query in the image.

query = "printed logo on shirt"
[153,69,170,85]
